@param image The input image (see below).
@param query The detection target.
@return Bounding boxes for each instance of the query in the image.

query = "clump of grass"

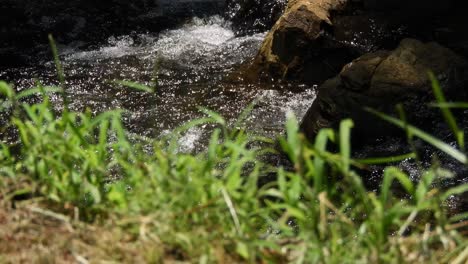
[0,81,128,218]
[0,74,467,262]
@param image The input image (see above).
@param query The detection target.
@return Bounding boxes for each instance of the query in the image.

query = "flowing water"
[0,16,315,152]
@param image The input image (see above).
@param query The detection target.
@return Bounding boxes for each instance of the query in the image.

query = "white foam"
[258,88,316,121]
[65,35,138,61]
[178,127,204,153]
[153,16,235,61]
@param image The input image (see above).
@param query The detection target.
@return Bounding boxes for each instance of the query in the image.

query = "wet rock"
[300,38,468,145]
[248,0,350,83]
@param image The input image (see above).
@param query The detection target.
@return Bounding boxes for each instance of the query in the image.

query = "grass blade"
[112,80,154,93]
[198,107,226,126]
[366,108,467,164]
[232,99,257,130]
[0,81,14,98]
[221,187,242,235]
[339,119,354,174]
[16,86,63,100]
[48,34,70,113]
[357,153,416,165]
[430,102,468,109]
[312,128,334,191]
[381,167,414,204]
[429,72,464,150]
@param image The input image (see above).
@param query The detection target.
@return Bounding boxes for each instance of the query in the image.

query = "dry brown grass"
[0,201,167,264]
[0,201,246,264]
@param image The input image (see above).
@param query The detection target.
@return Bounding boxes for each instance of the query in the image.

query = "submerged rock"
[300,38,468,144]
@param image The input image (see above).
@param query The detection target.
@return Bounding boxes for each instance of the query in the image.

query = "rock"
[300,39,468,145]
[249,0,352,82]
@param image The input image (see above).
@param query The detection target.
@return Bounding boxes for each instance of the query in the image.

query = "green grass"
[0,77,467,263]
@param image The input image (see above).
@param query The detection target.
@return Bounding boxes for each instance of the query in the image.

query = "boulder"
[300,39,468,144]
[248,0,349,82]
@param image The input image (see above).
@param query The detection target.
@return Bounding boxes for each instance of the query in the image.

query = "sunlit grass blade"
[449,212,468,223]
[90,110,123,128]
[0,81,15,98]
[395,104,413,141]
[0,81,15,112]
[415,170,437,205]
[207,128,221,161]
[151,57,161,89]
[356,152,416,165]
[48,35,65,88]
[339,119,353,174]
[280,112,301,166]
[48,34,71,114]
[430,102,468,108]
[429,71,464,150]
[451,246,468,264]
[441,242,468,264]
[442,184,468,201]
[380,167,414,204]
[366,108,467,164]
[232,99,257,130]
[172,117,216,136]
[312,128,334,191]
[221,187,242,235]
[198,107,226,126]
[112,80,154,93]
[16,86,63,100]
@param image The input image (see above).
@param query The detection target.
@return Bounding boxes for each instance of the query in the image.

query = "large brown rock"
[248,0,351,82]
[300,39,468,144]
